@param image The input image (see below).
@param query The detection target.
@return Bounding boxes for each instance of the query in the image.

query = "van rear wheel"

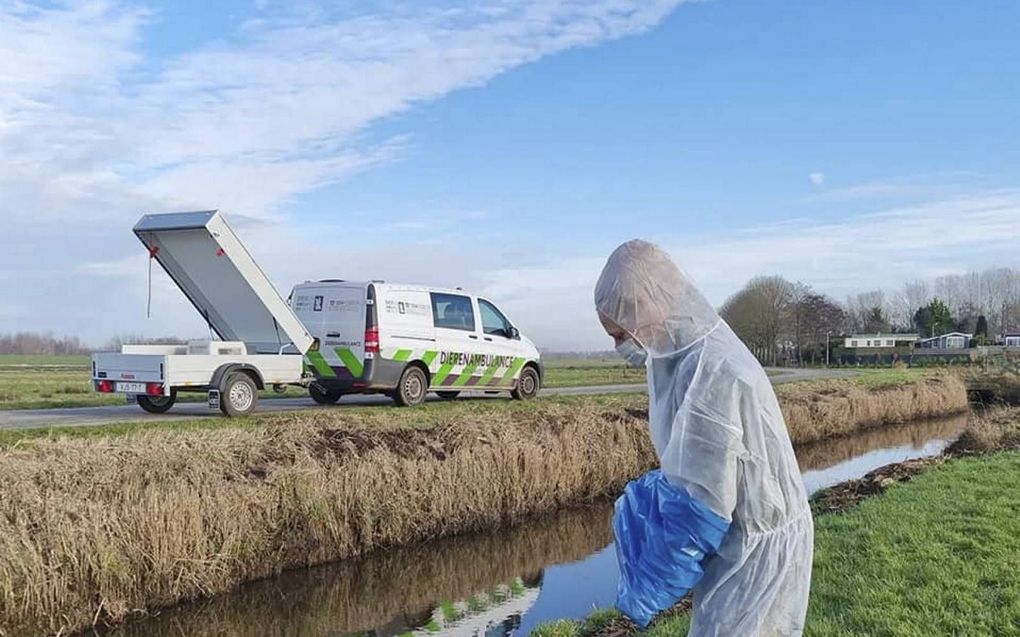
[309,384,342,405]
[137,391,176,414]
[511,366,540,401]
[394,366,428,407]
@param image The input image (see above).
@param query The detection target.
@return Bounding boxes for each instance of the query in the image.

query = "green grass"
[543,358,646,387]
[0,355,643,410]
[0,355,936,411]
[0,354,91,367]
[850,367,938,389]
[533,451,1020,637]
[0,392,647,447]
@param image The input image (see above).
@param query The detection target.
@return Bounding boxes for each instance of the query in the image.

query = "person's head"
[594,239,719,362]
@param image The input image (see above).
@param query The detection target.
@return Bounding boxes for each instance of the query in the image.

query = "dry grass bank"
[777,373,969,444]
[0,400,654,637]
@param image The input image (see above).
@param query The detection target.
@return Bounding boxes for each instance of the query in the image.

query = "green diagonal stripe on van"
[306,351,336,378]
[476,362,501,386]
[452,360,482,386]
[421,350,438,367]
[432,361,456,385]
[491,357,526,386]
[392,348,413,362]
[334,348,364,377]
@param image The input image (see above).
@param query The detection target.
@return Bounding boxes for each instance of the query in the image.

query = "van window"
[479,299,511,337]
[431,293,475,331]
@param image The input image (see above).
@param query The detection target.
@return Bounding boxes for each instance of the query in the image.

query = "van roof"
[297,280,481,297]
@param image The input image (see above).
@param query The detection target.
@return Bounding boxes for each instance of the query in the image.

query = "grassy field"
[541,357,646,387]
[0,353,948,411]
[0,355,643,410]
[534,448,1020,637]
[0,393,646,447]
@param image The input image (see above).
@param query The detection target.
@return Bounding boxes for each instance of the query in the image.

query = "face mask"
[616,337,647,368]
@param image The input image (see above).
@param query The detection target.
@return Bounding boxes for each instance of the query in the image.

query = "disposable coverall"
[595,240,813,636]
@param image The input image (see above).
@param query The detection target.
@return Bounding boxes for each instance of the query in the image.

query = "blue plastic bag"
[613,469,731,627]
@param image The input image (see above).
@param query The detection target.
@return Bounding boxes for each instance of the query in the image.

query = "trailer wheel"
[220,372,258,417]
[137,391,176,414]
[511,366,540,401]
[309,384,342,405]
[394,366,428,407]
[435,390,460,400]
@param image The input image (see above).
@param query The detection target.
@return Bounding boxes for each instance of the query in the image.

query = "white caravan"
[92,211,314,416]
[290,280,543,406]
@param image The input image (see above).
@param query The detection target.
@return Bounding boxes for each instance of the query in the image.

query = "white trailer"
[91,211,314,416]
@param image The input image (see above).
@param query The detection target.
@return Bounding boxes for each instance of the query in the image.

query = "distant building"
[916,332,972,349]
[1001,332,1020,347]
[844,333,919,349]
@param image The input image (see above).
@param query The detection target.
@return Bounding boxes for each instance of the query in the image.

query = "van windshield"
[479,299,511,337]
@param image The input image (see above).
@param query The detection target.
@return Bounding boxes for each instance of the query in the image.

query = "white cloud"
[0,0,690,345]
[475,190,1020,350]
[808,172,825,186]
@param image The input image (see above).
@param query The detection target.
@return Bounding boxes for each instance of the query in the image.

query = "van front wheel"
[511,367,540,401]
[394,366,428,407]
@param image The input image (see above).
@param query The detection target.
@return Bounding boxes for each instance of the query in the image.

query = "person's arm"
[614,381,746,626]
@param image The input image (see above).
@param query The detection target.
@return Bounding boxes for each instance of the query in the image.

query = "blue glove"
[614,469,731,627]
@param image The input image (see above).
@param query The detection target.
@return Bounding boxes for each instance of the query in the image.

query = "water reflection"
[112,414,970,637]
[796,413,968,494]
[106,505,613,637]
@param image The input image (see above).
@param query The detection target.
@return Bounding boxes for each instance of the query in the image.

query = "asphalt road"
[0,367,855,430]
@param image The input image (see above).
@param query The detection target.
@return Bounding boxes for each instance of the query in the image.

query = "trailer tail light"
[365,326,380,354]
[146,383,164,396]
[96,380,114,393]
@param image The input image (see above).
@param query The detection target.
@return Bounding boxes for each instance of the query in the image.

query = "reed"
[777,373,969,444]
[0,400,653,637]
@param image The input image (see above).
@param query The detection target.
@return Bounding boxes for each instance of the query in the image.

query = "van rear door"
[291,282,368,380]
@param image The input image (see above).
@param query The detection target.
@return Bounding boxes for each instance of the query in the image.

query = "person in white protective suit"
[594,239,813,636]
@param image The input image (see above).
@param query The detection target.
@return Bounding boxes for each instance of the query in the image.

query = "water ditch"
[105,413,969,637]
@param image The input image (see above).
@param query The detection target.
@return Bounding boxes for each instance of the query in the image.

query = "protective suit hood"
[594,239,720,357]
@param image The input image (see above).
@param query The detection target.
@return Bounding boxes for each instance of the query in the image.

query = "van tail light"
[146,383,164,396]
[365,326,380,354]
[96,380,114,393]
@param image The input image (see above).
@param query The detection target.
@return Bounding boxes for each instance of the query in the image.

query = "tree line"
[720,266,1020,366]
[0,333,186,355]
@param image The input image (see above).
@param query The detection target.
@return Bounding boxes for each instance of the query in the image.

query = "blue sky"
[1,1,1018,349]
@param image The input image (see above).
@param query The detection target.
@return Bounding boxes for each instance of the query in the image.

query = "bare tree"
[0,333,90,355]
[721,275,794,366]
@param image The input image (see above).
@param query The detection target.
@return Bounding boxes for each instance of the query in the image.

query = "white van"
[290,281,542,406]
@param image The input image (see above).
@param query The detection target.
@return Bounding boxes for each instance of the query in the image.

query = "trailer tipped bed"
[91,211,313,416]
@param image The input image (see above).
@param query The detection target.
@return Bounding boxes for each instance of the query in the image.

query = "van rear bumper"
[309,355,404,393]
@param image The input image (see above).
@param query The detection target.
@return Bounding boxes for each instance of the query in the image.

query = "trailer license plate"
[116,382,146,393]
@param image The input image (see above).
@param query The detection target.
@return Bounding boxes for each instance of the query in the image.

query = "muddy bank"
[0,401,653,637]
[813,406,1020,515]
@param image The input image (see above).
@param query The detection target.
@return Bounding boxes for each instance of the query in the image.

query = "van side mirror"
[507,326,520,340]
